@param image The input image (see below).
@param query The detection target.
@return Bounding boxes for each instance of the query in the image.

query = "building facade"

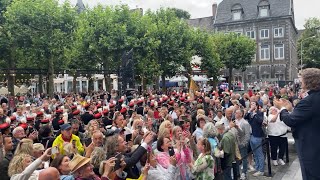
[214,0,298,83]
[188,0,299,84]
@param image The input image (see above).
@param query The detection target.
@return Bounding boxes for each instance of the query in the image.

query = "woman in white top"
[267,107,289,166]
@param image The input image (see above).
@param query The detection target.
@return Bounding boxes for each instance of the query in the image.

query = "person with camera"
[105,131,154,179]
[244,101,265,177]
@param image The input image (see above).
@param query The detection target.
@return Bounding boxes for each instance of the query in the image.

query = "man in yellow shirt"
[52,124,84,157]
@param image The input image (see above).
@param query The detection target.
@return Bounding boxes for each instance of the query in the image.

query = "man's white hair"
[12,126,24,135]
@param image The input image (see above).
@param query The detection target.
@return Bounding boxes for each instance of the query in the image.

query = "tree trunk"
[88,77,94,92]
[7,56,15,96]
[228,67,233,90]
[161,75,166,92]
[73,74,77,93]
[48,57,54,98]
[38,74,43,94]
[7,72,15,96]
[103,63,111,92]
[142,76,147,92]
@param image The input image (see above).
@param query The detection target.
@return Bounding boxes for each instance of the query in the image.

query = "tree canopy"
[297,18,320,69]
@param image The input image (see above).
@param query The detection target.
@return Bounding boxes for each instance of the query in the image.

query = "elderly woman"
[203,122,223,159]
[267,106,289,166]
[8,148,51,180]
[50,155,74,180]
[90,147,107,177]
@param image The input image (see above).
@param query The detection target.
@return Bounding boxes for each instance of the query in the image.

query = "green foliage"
[168,8,191,19]
[212,33,256,84]
[297,18,320,69]
[193,30,221,80]
[0,1,223,92]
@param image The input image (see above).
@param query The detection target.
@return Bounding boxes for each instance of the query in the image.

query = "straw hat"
[69,154,91,173]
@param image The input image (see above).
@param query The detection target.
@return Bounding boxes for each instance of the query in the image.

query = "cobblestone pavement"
[245,134,299,180]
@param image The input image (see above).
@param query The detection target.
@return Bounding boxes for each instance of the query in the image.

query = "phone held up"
[168,146,175,157]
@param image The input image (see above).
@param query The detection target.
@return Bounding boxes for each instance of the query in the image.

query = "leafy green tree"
[72,5,142,92]
[169,8,191,19]
[297,18,320,69]
[147,8,195,91]
[4,0,77,97]
[0,0,15,95]
[192,30,221,81]
[212,33,256,85]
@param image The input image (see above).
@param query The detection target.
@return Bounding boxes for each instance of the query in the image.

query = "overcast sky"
[67,0,319,30]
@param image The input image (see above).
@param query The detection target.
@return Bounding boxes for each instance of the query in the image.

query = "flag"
[189,79,199,100]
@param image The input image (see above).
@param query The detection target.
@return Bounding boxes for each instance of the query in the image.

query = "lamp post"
[300,35,316,72]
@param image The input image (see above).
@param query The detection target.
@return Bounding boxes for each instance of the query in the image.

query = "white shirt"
[267,114,289,137]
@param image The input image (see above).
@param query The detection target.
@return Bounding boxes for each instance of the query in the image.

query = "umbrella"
[169,76,188,82]
[218,77,226,81]
[192,75,208,82]
[0,87,8,95]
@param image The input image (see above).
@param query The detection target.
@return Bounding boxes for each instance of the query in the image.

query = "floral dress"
[192,153,215,180]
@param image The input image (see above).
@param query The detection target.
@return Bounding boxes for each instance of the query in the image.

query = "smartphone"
[114,153,122,171]
[125,134,132,142]
[51,146,59,154]
[168,147,175,156]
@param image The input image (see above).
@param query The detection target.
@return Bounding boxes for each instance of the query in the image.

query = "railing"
[232,137,290,179]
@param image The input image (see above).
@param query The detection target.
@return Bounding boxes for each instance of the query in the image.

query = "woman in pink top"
[156,136,192,180]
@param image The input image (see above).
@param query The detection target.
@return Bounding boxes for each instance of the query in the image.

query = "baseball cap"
[60,123,71,131]
[215,121,225,129]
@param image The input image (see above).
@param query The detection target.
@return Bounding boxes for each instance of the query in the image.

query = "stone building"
[214,0,298,82]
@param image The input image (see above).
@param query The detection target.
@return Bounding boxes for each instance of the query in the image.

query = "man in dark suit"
[274,68,320,180]
[105,132,154,179]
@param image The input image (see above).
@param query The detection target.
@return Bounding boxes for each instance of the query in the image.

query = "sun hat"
[69,154,92,173]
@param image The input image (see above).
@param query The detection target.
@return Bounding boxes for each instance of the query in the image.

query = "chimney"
[212,2,217,18]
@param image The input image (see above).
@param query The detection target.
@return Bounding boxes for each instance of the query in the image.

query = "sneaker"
[240,173,246,180]
[273,160,278,166]
[253,171,264,177]
[248,165,256,172]
[278,159,286,166]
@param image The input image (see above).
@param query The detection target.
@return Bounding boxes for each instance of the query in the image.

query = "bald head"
[38,167,60,180]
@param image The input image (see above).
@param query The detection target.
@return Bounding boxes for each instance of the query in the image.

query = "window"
[231,4,243,21]
[274,27,284,38]
[260,45,270,60]
[260,29,269,39]
[274,44,284,59]
[233,10,242,20]
[259,7,269,17]
[246,30,255,39]
[261,74,270,79]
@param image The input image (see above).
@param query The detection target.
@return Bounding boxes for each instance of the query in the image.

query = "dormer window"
[258,0,270,17]
[233,10,242,20]
[231,4,243,21]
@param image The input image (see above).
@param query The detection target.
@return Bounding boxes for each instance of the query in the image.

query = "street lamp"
[300,35,316,72]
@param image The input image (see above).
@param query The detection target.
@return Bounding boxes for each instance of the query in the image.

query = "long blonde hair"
[158,120,172,138]
[14,138,33,156]
[8,153,32,177]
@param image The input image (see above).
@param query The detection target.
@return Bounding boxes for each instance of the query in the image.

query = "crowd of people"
[0,68,318,180]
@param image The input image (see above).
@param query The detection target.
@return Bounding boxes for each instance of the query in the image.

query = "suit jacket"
[81,112,94,125]
[123,145,147,179]
[0,152,13,180]
[280,90,320,178]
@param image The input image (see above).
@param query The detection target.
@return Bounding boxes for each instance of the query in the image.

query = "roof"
[76,0,85,13]
[187,16,215,31]
[215,0,292,24]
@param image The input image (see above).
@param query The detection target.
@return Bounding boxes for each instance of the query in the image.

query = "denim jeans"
[223,166,232,180]
[239,146,248,174]
[250,136,264,172]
